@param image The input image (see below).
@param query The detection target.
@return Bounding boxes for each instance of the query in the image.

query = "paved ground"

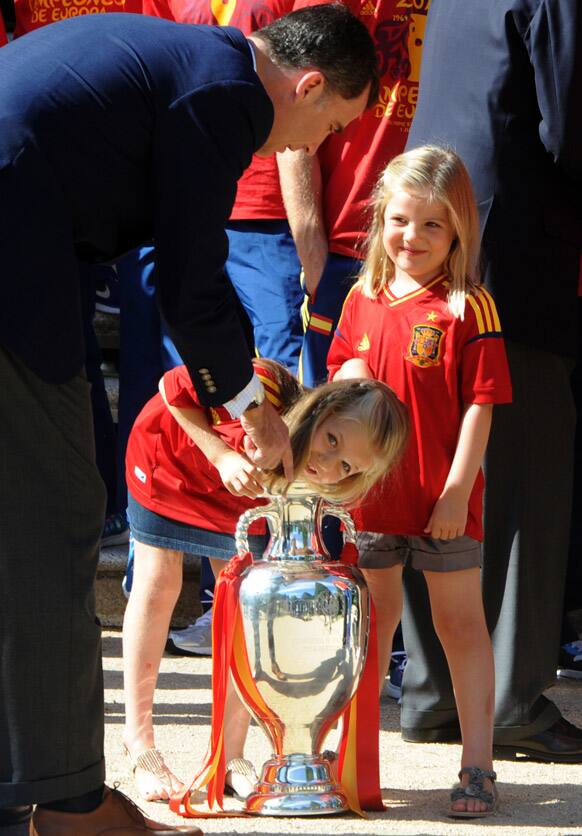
[6,630,582,835]
[106,630,582,836]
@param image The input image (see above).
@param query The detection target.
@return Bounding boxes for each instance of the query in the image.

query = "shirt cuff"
[224,373,265,419]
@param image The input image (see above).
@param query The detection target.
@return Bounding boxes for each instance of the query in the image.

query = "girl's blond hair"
[264,377,409,505]
[358,145,481,318]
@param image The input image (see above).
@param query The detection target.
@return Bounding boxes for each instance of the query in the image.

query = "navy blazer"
[0,14,273,398]
[407,0,582,357]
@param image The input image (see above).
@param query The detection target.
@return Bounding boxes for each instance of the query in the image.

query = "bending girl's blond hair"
[358,145,481,319]
[264,377,409,506]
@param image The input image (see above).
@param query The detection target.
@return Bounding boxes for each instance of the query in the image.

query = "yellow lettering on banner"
[374,81,418,121]
[396,0,431,11]
[210,0,236,26]
[51,5,104,19]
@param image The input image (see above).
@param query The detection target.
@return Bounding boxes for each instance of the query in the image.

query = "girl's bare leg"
[424,568,495,815]
[360,565,404,694]
[122,542,184,800]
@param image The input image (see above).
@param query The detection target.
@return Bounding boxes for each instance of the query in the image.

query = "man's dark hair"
[257,3,379,108]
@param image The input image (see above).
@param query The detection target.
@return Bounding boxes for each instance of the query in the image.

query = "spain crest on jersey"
[405,324,444,367]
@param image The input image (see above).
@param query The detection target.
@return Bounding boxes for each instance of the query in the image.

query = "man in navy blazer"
[402,0,582,769]
[0,7,378,833]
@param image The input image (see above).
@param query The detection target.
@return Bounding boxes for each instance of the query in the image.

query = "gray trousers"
[400,342,576,741]
[0,347,106,804]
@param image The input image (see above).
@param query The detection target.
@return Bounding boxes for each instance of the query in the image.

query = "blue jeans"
[123,495,268,595]
[226,220,303,373]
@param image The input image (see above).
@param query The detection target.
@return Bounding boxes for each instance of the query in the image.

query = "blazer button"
[208,385,217,393]
[198,368,209,374]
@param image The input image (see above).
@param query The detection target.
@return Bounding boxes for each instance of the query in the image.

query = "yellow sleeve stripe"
[479,291,493,332]
[265,389,282,408]
[467,289,503,334]
[466,293,486,334]
[479,287,502,332]
[257,372,282,408]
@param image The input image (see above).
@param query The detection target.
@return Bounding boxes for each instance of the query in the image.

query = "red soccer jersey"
[125,363,283,534]
[14,0,142,37]
[293,0,428,258]
[0,12,7,44]
[327,276,513,540]
[142,0,296,220]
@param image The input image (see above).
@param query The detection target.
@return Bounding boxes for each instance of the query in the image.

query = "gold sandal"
[124,745,184,803]
[224,758,258,800]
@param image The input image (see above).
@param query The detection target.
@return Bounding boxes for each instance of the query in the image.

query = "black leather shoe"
[0,805,33,826]
[401,719,461,744]
[493,718,582,763]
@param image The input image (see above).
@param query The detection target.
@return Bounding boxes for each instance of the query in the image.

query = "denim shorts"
[356,531,482,572]
[127,494,268,561]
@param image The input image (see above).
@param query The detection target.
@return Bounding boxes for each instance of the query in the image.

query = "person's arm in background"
[528,0,582,183]
[277,149,328,298]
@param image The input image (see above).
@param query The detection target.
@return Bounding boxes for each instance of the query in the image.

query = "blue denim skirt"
[127,494,268,561]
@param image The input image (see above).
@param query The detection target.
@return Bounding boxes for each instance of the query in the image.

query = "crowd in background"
[0,0,581,826]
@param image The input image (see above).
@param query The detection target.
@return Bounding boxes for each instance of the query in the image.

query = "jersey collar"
[382,273,447,306]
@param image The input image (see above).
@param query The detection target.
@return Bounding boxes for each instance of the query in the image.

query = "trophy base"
[245,754,349,817]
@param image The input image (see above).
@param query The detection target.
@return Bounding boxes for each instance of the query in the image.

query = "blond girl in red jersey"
[328,145,512,818]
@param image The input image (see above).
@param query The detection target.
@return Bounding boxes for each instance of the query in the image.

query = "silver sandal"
[449,766,498,818]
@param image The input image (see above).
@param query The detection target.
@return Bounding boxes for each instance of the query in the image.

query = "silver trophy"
[234,483,370,816]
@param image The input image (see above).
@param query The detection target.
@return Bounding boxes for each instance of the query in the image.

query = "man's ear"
[294,70,326,104]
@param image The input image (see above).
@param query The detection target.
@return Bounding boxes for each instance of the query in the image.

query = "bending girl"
[122,358,408,801]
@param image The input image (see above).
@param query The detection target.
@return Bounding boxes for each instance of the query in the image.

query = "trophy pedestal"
[245,754,348,816]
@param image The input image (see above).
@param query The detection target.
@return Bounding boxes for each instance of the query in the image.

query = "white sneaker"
[166,609,212,656]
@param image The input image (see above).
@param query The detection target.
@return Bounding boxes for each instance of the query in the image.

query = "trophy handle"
[235,504,279,556]
[320,503,357,546]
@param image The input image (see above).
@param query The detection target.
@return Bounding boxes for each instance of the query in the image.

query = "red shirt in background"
[0,12,7,44]
[14,0,142,37]
[125,363,285,534]
[143,0,297,220]
[328,278,512,540]
[293,0,429,259]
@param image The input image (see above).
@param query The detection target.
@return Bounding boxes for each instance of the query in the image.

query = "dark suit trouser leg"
[400,343,575,739]
[0,347,106,805]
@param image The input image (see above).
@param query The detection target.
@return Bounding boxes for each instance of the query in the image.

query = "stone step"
[96,545,203,629]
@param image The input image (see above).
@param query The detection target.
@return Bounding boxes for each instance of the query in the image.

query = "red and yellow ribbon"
[171,544,384,819]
